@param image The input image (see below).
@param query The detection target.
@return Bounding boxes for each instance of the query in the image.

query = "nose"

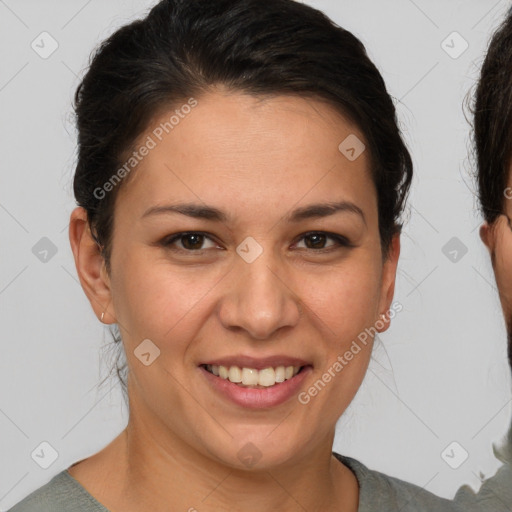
[217,247,302,340]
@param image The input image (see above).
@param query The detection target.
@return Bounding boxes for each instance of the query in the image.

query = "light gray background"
[1,0,512,509]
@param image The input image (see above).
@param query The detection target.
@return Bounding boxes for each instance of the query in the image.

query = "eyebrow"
[141,200,366,224]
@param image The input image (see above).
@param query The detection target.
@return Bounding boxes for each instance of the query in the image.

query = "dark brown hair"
[473,8,512,224]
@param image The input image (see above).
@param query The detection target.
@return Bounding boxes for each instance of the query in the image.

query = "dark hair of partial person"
[71,0,413,397]
[470,7,512,373]
[471,8,512,224]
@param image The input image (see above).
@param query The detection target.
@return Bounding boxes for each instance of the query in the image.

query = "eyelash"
[160,231,352,255]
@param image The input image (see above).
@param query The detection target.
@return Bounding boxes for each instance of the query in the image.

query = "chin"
[211,431,307,471]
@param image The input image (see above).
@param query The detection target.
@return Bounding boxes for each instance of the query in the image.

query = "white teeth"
[241,367,259,386]
[275,366,285,383]
[219,365,229,379]
[258,367,275,387]
[206,364,303,386]
[228,366,242,383]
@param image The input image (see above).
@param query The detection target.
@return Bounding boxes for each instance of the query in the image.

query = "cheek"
[296,266,378,417]
[301,258,382,336]
[110,250,225,346]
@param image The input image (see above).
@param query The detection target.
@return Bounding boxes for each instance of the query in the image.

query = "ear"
[377,233,400,333]
[480,221,495,253]
[68,206,116,323]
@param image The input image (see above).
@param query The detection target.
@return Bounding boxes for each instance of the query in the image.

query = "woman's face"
[73,90,399,470]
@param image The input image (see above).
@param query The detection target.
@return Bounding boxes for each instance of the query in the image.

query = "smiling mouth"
[201,364,307,388]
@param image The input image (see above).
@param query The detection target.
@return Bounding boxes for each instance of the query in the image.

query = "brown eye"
[304,233,328,249]
[162,232,218,252]
[295,232,351,251]
[180,233,205,250]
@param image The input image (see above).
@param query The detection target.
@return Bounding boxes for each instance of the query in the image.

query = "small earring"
[380,313,386,321]
[100,300,111,323]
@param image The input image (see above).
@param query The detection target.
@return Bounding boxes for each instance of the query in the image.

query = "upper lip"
[200,355,311,370]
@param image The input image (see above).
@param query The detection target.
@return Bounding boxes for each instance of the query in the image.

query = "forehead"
[114,91,376,223]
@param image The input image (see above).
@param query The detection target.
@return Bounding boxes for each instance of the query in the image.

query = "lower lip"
[199,365,312,409]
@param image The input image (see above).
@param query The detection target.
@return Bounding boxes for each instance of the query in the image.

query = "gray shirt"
[453,425,512,512]
[7,452,459,512]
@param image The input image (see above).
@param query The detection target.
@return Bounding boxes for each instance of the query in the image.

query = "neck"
[111,405,358,512]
